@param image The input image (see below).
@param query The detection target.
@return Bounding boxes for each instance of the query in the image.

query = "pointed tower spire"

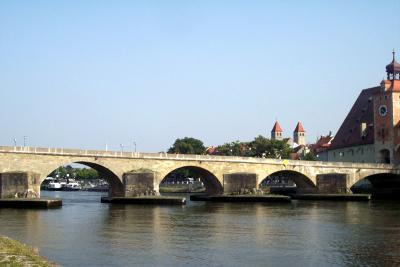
[294,122,305,133]
[386,49,400,80]
[293,122,306,145]
[271,121,283,141]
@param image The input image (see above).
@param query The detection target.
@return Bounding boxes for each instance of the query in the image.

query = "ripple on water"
[0,192,400,267]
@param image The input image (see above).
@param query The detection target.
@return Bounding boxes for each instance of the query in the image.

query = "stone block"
[317,173,348,193]
[123,172,156,197]
[0,172,41,198]
[223,173,257,195]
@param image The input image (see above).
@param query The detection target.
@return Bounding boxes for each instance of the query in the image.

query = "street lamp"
[23,136,28,147]
[13,138,17,147]
[133,141,136,152]
[120,144,124,154]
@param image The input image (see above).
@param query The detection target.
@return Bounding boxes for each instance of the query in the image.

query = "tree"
[168,137,206,154]
[75,168,100,180]
[48,166,100,180]
[215,141,244,156]
[303,152,316,161]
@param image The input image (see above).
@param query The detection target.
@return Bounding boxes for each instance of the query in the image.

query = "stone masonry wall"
[0,172,41,198]
[316,173,348,193]
[223,173,258,195]
[123,172,157,197]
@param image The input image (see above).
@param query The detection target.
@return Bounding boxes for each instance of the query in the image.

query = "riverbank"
[0,235,57,266]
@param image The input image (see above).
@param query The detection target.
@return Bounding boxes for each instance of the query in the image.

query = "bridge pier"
[316,173,349,194]
[223,173,258,195]
[0,172,41,198]
[122,172,158,197]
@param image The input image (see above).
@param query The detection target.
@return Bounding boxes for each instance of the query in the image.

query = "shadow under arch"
[160,166,223,195]
[44,161,124,197]
[259,170,317,194]
[351,173,400,198]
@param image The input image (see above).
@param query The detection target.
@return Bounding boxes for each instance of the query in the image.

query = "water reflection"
[0,192,399,267]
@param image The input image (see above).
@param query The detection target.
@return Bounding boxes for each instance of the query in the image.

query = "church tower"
[293,122,306,145]
[271,121,283,141]
[374,50,400,164]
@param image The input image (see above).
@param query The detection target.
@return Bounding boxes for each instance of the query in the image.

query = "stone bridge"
[0,146,399,198]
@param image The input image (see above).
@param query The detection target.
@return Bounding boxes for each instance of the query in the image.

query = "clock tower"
[373,50,400,164]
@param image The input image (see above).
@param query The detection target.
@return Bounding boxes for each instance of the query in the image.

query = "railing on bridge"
[0,145,393,169]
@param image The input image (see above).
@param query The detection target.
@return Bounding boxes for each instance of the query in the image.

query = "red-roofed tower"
[374,50,400,163]
[271,121,283,141]
[293,122,306,145]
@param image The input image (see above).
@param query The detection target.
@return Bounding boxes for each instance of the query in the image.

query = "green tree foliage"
[49,165,99,180]
[249,135,292,159]
[215,141,243,156]
[215,135,293,159]
[75,168,99,180]
[303,152,316,161]
[168,137,205,154]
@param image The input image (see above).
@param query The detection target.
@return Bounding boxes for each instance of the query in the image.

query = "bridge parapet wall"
[0,146,394,170]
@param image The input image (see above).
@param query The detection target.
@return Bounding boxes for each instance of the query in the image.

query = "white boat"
[65,182,82,191]
[47,181,63,191]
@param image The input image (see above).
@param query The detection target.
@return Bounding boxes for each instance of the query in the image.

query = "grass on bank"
[0,235,57,267]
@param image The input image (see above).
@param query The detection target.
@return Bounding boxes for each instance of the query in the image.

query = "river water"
[0,191,399,267]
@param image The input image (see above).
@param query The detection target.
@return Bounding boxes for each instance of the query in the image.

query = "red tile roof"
[271,121,283,132]
[311,134,334,153]
[294,122,305,132]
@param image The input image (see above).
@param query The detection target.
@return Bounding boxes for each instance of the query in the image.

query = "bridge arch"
[350,172,400,198]
[42,160,124,197]
[159,166,223,195]
[259,170,317,194]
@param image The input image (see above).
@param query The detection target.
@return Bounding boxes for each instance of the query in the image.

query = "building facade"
[327,51,400,164]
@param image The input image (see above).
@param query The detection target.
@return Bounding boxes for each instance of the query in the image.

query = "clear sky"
[1,0,399,152]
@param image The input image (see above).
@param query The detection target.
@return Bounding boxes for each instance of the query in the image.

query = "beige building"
[327,51,400,164]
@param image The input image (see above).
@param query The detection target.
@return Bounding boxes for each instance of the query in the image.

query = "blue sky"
[1,1,399,152]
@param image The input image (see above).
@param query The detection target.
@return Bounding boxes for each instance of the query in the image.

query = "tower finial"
[393,49,396,61]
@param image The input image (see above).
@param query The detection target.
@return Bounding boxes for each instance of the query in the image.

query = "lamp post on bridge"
[23,136,28,148]
[133,141,136,153]
[120,144,124,155]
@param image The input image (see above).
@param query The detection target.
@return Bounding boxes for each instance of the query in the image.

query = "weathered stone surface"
[0,172,40,198]
[0,146,398,198]
[223,173,257,195]
[317,173,348,193]
[123,172,156,197]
